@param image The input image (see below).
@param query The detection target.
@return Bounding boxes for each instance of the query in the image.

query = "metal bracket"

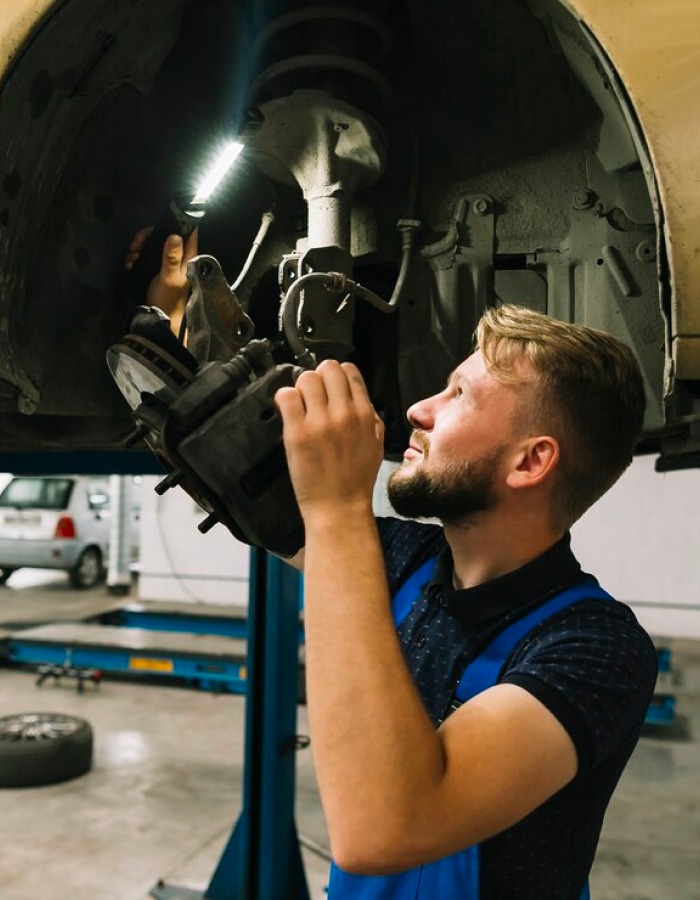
[396,193,496,412]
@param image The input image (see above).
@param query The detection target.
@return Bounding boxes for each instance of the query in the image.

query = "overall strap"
[391,556,439,627]
[455,577,614,703]
[337,570,612,899]
[453,576,612,900]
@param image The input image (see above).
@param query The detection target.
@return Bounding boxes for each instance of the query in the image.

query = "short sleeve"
[501,599,658,773]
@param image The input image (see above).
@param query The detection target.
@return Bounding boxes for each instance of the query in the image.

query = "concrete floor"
[0,572,699,899]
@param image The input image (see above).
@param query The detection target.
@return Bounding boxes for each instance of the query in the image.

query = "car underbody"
[0,0,698,469]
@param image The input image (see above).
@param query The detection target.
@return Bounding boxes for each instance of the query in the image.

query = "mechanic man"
[136,234,657,897]
[274,304,658,898]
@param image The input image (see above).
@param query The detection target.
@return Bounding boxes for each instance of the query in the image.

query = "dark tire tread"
[68,547,104,590]
[0,713,93,788]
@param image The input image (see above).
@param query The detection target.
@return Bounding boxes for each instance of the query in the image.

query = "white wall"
[378,457,700,640]
[138,477,251,606]
[137,457,700,634]
[572,455,700,640]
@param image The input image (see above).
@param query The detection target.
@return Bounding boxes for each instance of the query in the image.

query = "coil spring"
[248,4,393,107]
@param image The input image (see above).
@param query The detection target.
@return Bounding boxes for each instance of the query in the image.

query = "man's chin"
[387,465,415,494]
[386,452,501,523]
[387,470,430,519]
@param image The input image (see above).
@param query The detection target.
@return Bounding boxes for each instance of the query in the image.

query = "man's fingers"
[158,230,198,282]
[312,360,372,410]
[275,386,307,427]
[315,359,354,405]
[339,363,384,446]
[124,225,155,270]
[162,234,184,270]
[374,411,386,444]
[294,369,330,411]
[277,364,379,434]
[341,362,373,406]
[130,225,155,252]
[306,362,379,435]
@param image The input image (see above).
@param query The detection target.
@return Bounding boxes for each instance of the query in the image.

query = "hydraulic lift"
[151,548,311,899]
[7,622,249,694]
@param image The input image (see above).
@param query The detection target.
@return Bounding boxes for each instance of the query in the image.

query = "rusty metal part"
[184,255,255,364]
[249,90,386,253]
[563,0,700,378]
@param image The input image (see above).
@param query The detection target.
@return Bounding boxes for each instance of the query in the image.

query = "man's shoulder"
[519,589,657,664]
[500,585,659,716]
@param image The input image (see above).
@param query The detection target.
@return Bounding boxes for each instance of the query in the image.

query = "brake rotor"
[106,335,195,411]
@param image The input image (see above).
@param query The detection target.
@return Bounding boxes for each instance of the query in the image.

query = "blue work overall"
[328,556,611,899]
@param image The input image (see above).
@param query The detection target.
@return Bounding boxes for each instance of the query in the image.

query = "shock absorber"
[244,4,393,360]
[246,1,393,251]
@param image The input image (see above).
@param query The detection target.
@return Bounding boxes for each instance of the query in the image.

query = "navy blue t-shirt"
[377,518,658,900]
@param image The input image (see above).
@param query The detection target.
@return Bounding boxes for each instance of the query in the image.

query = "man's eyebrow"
[445,371,469,390]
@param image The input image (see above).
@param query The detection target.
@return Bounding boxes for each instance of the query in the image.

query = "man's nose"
[407,394,437,430]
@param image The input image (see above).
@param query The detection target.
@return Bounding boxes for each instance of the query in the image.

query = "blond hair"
[475,305,646,531]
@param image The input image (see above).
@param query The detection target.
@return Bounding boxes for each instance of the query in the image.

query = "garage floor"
[0,573,699,899]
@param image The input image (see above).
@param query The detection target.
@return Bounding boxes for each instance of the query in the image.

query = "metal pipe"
[232,209,276,292]
[280,227,422,368]
[107,474,133,596]
[279,272,336,368]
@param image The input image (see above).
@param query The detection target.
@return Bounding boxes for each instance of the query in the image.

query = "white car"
[0,475,133,589]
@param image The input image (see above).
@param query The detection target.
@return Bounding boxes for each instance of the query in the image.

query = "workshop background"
[0,0,699,894]
[0,458,698,899]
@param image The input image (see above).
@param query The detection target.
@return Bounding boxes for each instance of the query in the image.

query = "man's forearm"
[303,505,445,870]
[274,360,448,870]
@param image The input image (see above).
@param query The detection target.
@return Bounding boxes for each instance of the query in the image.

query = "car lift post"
[151,547,310,899]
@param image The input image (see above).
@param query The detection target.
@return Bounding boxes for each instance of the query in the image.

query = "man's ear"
[506,436,560,490]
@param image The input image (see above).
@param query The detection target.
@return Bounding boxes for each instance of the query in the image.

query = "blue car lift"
[94,599,304,644]
[151,547,311,900]
[97,604,250,639]
[8,624,250,694]
[644,645,676,726]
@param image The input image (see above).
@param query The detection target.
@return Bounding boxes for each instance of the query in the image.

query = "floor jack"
[151,548,310,899]
[35,662,102,693]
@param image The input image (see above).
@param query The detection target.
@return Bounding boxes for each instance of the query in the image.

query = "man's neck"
[443,512,564,590]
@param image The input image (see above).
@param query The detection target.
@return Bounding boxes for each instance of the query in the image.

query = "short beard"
[387,446,504,525]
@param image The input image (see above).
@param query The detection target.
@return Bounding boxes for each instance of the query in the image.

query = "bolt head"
[635,241,656,263]
[573,189,597,210]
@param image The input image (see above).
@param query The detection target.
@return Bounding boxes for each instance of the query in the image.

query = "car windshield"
[0,478,73,510]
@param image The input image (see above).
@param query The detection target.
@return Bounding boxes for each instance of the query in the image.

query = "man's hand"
[275,360,384,524]
[124,226,198,336]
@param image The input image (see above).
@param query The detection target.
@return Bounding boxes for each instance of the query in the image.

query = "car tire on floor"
[0,712,93,788]
[69,547,104,589]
